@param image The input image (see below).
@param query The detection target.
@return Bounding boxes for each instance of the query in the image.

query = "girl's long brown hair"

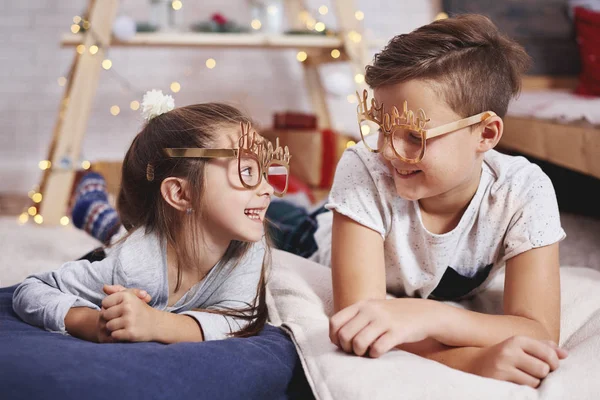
[116,103,270,338]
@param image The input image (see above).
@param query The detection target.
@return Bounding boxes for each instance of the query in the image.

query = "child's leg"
[267,200,329,258]
[71,172,121,245]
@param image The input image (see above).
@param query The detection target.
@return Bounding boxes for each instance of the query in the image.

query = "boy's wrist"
[425,300,451,341]
[447,346,483,375]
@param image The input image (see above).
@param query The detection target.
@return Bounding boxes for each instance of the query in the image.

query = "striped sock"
[71,172,121,244]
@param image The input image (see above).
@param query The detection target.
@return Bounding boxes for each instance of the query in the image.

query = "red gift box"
[261,128,350,189]
[273,112,318,130]
[574,7,600,96]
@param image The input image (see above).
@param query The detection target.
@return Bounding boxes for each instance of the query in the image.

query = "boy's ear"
[160,177,192,212]
[477,115,503,153]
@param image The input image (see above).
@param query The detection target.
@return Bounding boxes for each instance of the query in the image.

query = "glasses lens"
[358,119,381,151]
[391,126,424,161]
[266,162,289,195]
[238,155,261,188]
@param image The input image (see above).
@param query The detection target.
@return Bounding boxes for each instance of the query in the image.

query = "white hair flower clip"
[141,89,175,121]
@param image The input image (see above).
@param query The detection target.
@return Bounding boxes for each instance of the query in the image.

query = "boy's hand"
[468,336,568,388]
[329,298,437,357]
[103,284,152,304]
[100,290,159,342]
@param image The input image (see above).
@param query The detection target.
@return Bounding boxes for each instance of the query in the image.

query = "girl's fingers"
[336,313,371,354]
[103,285,151,303]
[101,292,125,309]
[110,329,131,342]
[129,288,151,303]
[105,317,127,333]
[101,304,124,321]
[103,284,126,295]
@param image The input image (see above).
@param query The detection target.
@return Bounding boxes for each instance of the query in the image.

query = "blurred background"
[0,0,598,271]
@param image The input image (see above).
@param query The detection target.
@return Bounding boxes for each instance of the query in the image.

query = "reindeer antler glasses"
[356,90,497,164]
[163,122,291,197]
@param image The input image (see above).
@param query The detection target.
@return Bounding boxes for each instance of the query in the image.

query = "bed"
[501,76,600,180]
[267,250,600,400]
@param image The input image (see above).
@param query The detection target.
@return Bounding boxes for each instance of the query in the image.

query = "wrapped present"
[261,128,350,189]
[273,112,318,130]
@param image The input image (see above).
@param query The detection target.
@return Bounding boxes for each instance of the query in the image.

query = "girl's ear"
[160,177,192,212]
[477,114,503,153]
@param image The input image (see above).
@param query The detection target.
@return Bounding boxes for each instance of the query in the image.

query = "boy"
[315,14,568,388]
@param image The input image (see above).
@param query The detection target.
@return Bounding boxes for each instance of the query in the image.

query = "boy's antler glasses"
[163,122,291,197]
[356,90,497,164]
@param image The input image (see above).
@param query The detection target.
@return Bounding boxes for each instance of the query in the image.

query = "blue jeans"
[266,201,329,259]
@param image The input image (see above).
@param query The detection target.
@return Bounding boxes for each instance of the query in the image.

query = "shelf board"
[61,32,345,50]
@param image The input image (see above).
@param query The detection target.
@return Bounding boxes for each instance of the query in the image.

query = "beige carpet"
[1,213,599,288]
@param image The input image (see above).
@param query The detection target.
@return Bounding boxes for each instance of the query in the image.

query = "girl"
[12,90,291,343]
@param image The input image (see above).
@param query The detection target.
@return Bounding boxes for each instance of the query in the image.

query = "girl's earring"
[186,208,194,215]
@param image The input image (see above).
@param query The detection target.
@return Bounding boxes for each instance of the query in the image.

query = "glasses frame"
[163,123,291,197]
[356,90,497,164]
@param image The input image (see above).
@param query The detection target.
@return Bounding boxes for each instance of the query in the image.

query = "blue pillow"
[0,285,313,400]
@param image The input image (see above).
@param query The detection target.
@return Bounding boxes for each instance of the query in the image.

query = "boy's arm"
[330,209,561,363]
[331,211,387,312]
[395,243,560,371]
[425,243,560,347]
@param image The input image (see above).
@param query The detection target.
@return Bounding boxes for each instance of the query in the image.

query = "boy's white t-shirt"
[310,136,566,300]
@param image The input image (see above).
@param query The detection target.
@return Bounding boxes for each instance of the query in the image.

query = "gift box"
[261,128,350,189]
[273,111,318,130]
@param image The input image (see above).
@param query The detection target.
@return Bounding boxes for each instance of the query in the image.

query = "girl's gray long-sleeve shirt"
[12,228,265,341]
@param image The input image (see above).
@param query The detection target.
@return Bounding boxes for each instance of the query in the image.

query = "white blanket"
[267,250,600,400]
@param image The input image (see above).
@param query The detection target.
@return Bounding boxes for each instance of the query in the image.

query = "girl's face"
[373,80,484,202]
[201,126,274,243]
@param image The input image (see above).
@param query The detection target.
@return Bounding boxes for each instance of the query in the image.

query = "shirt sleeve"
[502,174,566,261]
[12,254,128,334]
[326,149,388,239]
[180,241,265,341]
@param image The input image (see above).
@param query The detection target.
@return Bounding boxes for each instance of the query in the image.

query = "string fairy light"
[296,51,308,62]
[34,5,362,224]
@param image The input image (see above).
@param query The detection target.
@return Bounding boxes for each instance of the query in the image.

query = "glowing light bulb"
[170,82,181,93]
[296,51,308,62]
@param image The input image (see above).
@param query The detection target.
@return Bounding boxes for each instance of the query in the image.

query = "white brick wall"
[0,0,436,193]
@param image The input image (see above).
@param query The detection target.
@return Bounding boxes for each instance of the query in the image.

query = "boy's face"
[373,80,484,201]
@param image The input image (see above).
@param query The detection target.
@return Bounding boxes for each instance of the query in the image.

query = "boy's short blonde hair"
[365,14,531,118]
